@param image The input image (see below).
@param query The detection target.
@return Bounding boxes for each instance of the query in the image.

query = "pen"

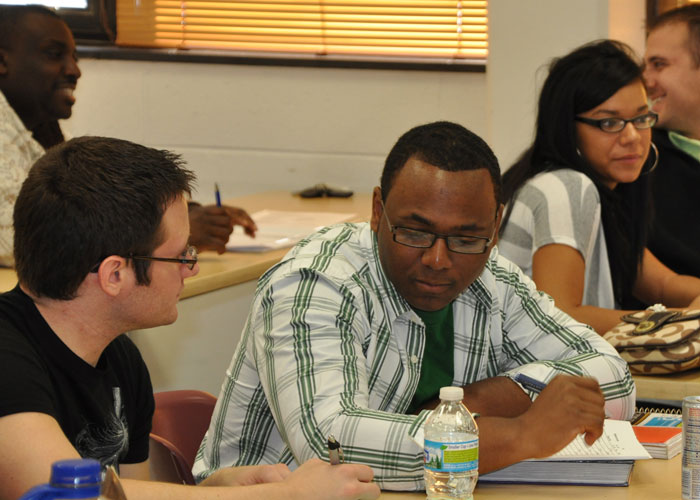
[215,183,222,207]
[513,373,546,393]
[327,435,344,465]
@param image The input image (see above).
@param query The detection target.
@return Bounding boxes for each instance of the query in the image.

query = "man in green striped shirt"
[194,121,635,490]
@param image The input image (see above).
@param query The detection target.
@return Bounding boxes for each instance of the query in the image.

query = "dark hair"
[0,4,61,49]
[381,121,501,204]
[650,4,700,67]
[501,40,651,307]
[14,136,196,300]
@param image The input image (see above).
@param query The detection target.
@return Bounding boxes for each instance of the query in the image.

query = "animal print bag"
[603,308,700,375]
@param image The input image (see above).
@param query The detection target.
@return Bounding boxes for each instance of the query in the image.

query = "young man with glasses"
[195,121,635,489]
[0,136,379,500]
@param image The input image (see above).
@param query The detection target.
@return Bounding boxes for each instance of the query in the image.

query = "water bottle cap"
[439,386,464,401]
[51,459,101,488]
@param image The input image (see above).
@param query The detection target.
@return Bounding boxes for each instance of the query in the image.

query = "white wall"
[64,62,485,201]
[62,0,646,201]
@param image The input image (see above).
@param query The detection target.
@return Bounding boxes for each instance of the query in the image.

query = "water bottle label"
[424,438,478,472]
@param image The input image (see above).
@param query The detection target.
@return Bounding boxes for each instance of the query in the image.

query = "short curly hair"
[380,121,501,205]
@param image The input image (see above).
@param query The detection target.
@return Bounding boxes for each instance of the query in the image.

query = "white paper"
[540,420,651,461]
[226,209,356,252]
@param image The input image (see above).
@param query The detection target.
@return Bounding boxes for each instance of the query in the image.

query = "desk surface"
[0,191,373,299]
[380,456,680,499]
[179,191,372,299]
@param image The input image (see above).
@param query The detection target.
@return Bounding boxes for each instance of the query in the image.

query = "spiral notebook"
[631,407,682,459]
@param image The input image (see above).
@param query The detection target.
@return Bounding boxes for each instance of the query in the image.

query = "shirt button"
[410,355,419,364]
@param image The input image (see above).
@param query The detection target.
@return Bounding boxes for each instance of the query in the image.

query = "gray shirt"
[499,169,615,309]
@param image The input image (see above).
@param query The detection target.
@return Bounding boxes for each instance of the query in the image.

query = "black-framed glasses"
[90,245,198,273]
[129,245,198,270]
[574,111,657,133]
[380,200,494,254]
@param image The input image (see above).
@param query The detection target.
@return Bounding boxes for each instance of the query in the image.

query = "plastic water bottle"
[19,459,103,500]
[424,386,479,500]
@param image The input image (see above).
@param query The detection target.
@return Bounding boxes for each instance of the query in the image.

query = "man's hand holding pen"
[514,375,607,459]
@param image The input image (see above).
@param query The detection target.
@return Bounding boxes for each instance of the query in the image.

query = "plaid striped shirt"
[193,222,635,490]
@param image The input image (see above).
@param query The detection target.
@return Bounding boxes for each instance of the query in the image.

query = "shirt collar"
[0,90,29,132]
[669,130,700,161]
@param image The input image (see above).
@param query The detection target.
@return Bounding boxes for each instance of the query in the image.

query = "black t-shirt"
[0,285,154,468]
[648,129,700,277]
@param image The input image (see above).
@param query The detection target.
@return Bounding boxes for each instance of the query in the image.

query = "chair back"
[149,390,217,484]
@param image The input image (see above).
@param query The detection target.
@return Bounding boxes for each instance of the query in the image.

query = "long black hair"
[501,40,653,307]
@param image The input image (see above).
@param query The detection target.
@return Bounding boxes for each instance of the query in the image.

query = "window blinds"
[116,0,487,61]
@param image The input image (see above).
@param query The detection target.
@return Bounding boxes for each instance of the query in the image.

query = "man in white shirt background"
[0,4,257,267]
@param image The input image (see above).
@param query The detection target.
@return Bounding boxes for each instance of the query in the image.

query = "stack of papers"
[479,420,651,486]
[632,426,682,459]
[226,209,356,252]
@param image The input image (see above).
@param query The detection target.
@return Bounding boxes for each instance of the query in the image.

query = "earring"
[576,147,582,157]
[641,142,659,175]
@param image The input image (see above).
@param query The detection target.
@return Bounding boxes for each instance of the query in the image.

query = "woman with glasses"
[499,39,700,335]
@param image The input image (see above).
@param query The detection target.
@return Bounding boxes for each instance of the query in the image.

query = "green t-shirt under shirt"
[407,302,454,413]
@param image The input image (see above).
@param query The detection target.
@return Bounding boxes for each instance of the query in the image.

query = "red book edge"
[633,426,682,444]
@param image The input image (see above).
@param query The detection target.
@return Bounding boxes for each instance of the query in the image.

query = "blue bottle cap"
[51,459,101,495]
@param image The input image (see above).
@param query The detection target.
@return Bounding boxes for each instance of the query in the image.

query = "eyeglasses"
[129,245,198,270]
[574,111,657,133]
[90,245,199,273]
[380,200,494,254]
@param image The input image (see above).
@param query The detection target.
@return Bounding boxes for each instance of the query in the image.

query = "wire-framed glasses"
[380,200,494,254]
[129,245,199,270]
[574,111,657,133]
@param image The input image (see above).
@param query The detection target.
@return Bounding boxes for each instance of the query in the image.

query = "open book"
[226,209,356,252]
[478,420,651,486]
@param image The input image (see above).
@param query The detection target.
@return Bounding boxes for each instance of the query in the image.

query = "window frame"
[56,0,116,42]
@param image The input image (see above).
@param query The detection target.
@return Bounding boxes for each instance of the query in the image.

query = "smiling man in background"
[644,4,700,277]
[0,5,256,267]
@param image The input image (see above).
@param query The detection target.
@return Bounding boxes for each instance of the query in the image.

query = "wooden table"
[181,190,373,299]
[380,455,681,499]
[633,370,700,402]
